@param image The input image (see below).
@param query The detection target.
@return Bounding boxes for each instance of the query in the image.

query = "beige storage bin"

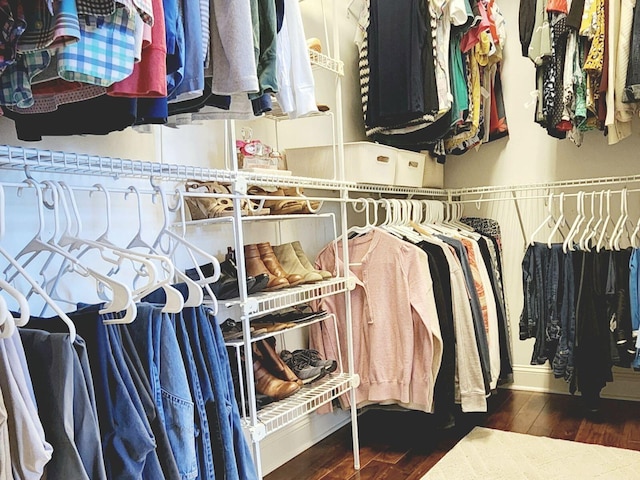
[394,150,426,188]
[421,151,445,189]
[285,141,397,185]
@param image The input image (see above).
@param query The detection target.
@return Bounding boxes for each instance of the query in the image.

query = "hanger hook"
[91,183,112,239]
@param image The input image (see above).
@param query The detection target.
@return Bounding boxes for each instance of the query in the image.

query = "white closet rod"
[449,173,640,198]
[453,186,640,205]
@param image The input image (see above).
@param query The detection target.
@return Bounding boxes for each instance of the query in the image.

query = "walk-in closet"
[2,0,640,479]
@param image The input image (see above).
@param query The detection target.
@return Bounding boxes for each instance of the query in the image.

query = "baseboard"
[259,410,352,475]
[508,364,640,401]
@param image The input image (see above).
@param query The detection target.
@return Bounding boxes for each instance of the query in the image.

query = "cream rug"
[422,427,640,479]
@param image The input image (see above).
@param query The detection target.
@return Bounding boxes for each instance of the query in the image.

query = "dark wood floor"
[265,389,640,480]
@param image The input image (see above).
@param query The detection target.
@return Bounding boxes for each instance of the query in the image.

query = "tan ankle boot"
[257,242,304,287]
[291,241,332,279]
[244,244,289,290]
[273,243,323,283]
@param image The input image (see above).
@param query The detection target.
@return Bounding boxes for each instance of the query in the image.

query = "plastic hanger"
[563,191,585,253]
[0,183,77,341]
[595,190,612,252]
[151,183,219,314]
[609,188,633,251]
[125,185,202,308]
[0,295,15,339]
[579,191,598,251]
[546,192,568,248]
[529,192,557,246]
[5,179,134,323]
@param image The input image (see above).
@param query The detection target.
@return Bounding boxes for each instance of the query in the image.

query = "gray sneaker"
[291,349,338,373]
[280,350,327,384]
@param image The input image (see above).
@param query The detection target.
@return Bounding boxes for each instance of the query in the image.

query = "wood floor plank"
[266,389,640,480]
[483,390,533,431]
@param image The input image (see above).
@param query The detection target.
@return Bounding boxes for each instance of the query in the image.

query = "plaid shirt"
[0,50,50,107]
[17,0,80,52]
[58,7,136,86]
[0,0,26,72]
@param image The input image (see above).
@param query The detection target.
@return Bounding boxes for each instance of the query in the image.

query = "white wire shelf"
[308,49,344,76]
[0,144,235,182]
[350,183,448,197]
[247,373,357,438]
[175,212,336,228]
[224,312,333,347]
[216,277,351,319]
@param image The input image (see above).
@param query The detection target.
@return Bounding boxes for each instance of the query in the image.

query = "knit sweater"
[310,228,443,413]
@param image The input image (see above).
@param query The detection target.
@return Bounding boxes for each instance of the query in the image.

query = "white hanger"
[595,190,613,252]
[151,183,219,314]
[563,191,585,253]
[529,192,557,246]
[610,188,633,251]
[345,198,374,238]
[546,192,569,248]
[0,182,77,341]
[126,186,202,308]
[0,295,15,339]
[5,179,134,323]
[579,191,598,251]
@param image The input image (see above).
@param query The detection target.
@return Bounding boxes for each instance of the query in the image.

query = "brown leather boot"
[257,242,304,287]
[253,358,300,400]
[244,244,289,290]
[255,339,303,386]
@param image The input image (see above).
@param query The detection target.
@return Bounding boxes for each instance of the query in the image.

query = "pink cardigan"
[310,228,442,412]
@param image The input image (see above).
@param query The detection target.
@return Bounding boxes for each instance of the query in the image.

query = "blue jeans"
[552,250,576,382]
[19,329,107,480]
[173,310,216,480]
[117,324,182,480]
[126,304,198,480]
[200,308,257,480]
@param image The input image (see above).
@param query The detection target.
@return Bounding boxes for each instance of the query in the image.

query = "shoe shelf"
[175,212,336,228]
[215,276,355,319]
[245,372,359,440]
[224,312,335,347]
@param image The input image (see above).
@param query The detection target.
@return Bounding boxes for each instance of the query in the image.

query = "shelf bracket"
[247,422,267,442]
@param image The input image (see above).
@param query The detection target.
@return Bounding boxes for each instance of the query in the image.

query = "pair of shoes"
[245,242,304,290]
[274,241,332,282]
[220,319,256,340]
[280,348,334,384]
[247,186,322,215]
[281,348,337,375]
[184,258,269,300]
[184,180,270,220]
[253,306,327,325]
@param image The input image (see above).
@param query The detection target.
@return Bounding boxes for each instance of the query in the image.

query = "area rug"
[421,427,640,479]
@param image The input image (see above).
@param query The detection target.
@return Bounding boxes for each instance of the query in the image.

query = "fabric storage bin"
[285,141,397,185]
[421,151,445,188]
[394,150,426,188]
